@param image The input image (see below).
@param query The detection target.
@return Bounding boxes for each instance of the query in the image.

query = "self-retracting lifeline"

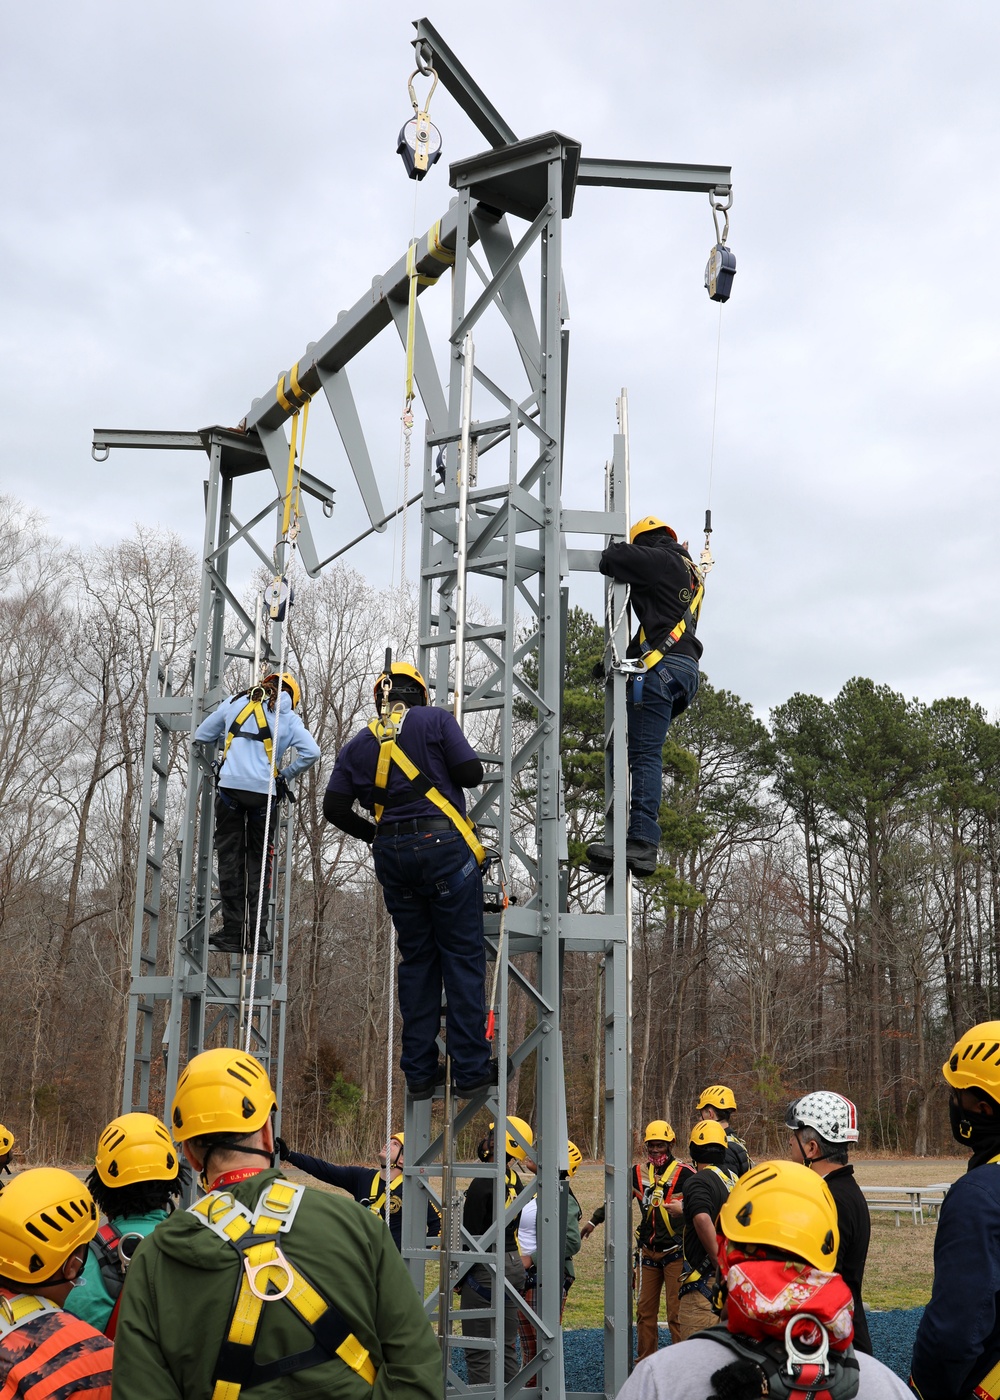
[190,1177,376,1400]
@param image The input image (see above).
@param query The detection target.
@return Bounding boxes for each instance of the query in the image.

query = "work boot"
[210,926,245,953]
[585,842,614,871]
[625,840,658,877]
[407,1065,446,1101]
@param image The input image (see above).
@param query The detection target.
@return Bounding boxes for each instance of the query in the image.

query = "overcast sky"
[3,2,998,720]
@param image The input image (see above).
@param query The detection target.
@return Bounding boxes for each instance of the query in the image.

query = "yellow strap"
[0,1292,59,1337]
[222,700,274,767]
[276,374,292,412]
[636,582,704,672]
[643,1160,682,1234]
[976,1357,1000,1400]
[403,241,442,406]
[367,717,485,865]
[194,1184,376,1398]
[426,219,456,266]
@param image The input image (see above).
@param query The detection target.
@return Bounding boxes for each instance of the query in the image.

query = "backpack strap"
[90,1222,125,1302]
[692,1327,860,1400]
[367,709,485,865]
[189,1177,376,1399]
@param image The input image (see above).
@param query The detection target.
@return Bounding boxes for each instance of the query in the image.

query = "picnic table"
[859,1182,952,1226]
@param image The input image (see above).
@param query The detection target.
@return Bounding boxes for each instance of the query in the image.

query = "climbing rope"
[241,375,309,1053]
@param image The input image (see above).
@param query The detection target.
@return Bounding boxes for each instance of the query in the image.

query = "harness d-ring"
[244,1247,294,1302]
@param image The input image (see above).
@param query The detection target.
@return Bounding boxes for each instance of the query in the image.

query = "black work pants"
[214,787,278,944]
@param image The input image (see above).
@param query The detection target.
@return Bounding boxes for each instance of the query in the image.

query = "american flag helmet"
[785,1091,859,1144]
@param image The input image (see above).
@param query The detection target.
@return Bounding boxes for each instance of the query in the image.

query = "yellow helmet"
[720,1160,839,1272]
[489,1116,534,1161]
[644,1119,676,1144]
[697,1084,738,1113]
[96,1113,179,1187]
[629,516,678,544]
[373,662,429,707]
[566,1141,582,1178]
[171,1048,277,1142]
[262,671,301,710]
[391,1131,404,1147]
[690,1120,728,1150]
[943,1022,1000,1095]
[0,1168,98,1284]
[0,1125,14,1155]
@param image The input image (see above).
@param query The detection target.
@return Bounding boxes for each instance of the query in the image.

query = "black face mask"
[949,1098,1000,1152]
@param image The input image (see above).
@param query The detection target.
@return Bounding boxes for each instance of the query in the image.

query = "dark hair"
[86,1163,189,1221]
[797,1126,849,1166]
[709,1359,767,1399]
[691,1143,727,1166]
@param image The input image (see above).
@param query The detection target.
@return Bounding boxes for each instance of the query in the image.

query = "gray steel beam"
[577,157,732,193]
[412,17,517,150]
[92,429,205,453]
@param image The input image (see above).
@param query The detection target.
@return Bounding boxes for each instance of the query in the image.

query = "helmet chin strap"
[199,1143,277,1189]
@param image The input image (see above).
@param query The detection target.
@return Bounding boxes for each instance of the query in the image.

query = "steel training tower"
[95,19,731,1399]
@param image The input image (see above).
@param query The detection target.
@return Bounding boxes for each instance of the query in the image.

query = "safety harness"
[614,555,704,707]
[89,1221,144,1339]
[363,1170,402,1221]
[457,1167,520,1302]
[635,1160,684,1255]
[189,1176,376,1399]
[368,704,485,865]
[0,1291,60,1341]
[678,1164,738,1308]
[220,693,275,772]
[694,1323,860,1400]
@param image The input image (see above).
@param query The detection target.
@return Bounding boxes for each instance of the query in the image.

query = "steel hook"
[92,442,110,463]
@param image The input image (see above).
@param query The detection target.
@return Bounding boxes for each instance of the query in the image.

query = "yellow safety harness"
[367,704,485,866]
[221,697,274,769]
[0,1291,60,1340]
[189,1177,376,1399]
[635,562,705,673]
[637,1160,684,1242]
[365,1170,402,1220]
[678,1164,738,1308]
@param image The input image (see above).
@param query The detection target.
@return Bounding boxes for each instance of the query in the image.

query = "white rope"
[384,917,396,1230]
[606,581,631,671]
[707,302,723,512]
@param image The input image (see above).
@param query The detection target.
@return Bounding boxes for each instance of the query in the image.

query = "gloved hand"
[274,775,296,804]
[591,660,606,682]
[275,1136,290,1161]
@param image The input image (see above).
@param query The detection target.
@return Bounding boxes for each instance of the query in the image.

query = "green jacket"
[111,1169,442,1400]
[563,1191,583,1282]
[65,1208,167,1334]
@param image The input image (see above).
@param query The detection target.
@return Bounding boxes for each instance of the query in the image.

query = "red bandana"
[719,1247,854,1351]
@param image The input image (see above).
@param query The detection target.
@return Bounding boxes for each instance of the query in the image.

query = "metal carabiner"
[709,187,733,245]
[407,66,439,116]
[783,1312,831,1375]
[244,1247,294,1302]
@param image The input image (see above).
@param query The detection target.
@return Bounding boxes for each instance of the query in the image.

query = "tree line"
[1,495,987,1162]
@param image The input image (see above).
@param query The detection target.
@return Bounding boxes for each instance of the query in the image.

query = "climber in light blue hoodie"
[194,670,320,954]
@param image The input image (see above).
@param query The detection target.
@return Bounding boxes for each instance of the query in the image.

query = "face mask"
[949,1097,1000,1150]
[648,1150,669,1168]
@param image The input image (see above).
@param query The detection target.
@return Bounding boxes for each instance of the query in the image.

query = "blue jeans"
[626,653,701,846]
[372,829,491,1087]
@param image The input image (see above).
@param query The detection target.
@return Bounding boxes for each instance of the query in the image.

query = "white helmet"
[785,1091,859,1144]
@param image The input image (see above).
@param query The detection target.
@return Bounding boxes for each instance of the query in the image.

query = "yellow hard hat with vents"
[0,1168,98,1284]
[96,1113,179,1187]
[697,1084,738,1112]
[644,1120,676,1144]
[943,1022,1000,1095]
[720,1160,839,1271]
[629,516,678,544]
[171,1048,277,1142]
[262,671,301,709]
[566,1142,582,1178]
[374,662,429,706]
[489,1116,533,1161]
[690,1120,728,1150]
[0,1126,14,1155]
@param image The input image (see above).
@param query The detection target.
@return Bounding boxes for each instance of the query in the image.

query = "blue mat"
[451,1309,924,1387]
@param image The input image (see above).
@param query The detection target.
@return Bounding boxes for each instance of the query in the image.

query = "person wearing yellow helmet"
[582,1119,693,1352]
[272,1130,440,1252]
[0,1168,114,1399]
[461,1118,532,1384]
[697,1083,753,1178]
[324,659,494,1098]
[0,1125,14,1176]
[64,1112,186,1338]
[618,1161,910,1400]
[587,515,704,879]
[517,1140,585,1377]
[110,1047,441,1400]
[676,1120,737,1340]
[194,669,320,954]
[912,1021,1000,1400]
